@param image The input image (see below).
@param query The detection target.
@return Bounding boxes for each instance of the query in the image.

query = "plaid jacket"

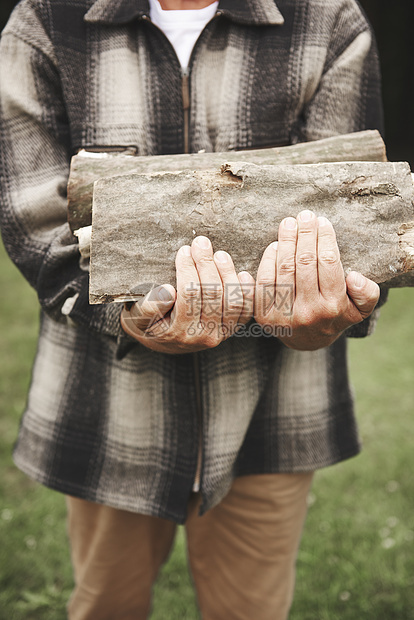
[0,0,384,522]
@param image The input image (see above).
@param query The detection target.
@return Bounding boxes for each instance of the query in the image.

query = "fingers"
[254,211,379,350]
[191,236,223,329]
[174,237,252,341]
[294,210,319,304]
[276,211,347,313]
[190,238,252,332]
[346,271,380,319]
[255,211,317,322]
[121,284,176,336]
[211,250,244,333]
[255,241,278,318]
[171,244,202,327]
[276,217,298,303]
[317,216,346,300]
[237,271,255,325]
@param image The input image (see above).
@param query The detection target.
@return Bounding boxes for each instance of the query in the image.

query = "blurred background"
[359,0,414,167]
[0,2,413,619]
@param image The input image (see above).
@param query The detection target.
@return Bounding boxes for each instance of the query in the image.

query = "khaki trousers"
[66,472,313,620]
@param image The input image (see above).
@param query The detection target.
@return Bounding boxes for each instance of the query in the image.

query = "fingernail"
[195,236,211,249]
[284,217,297,230]
[353,273,365,288]
[238,271,251,283]
[157,287,173,302]
[214,250,229,264]
[299,210,313,222]
[318,216,329,227]
[271,241,278,250]
[181,245,191,256]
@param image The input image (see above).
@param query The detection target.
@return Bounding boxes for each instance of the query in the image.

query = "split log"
[89,161,414,304]
[68,130,387,232]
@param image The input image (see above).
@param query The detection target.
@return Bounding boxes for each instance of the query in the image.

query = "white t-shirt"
[149,0,219,70]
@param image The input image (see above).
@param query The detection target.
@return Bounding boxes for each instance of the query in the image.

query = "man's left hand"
[254,210,380,351]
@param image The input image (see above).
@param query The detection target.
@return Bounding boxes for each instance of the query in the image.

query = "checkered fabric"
[0,0,385,522]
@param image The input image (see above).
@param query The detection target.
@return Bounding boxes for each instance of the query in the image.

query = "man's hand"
[254,210,380,351]
[121,236,254,354]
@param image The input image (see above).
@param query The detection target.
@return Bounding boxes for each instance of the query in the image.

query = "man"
[0,0,384,618]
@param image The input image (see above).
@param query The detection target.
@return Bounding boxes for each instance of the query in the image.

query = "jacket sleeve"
[294,0,388,338]
[0,3,123,339]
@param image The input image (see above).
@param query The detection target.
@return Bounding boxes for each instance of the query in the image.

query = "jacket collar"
[218,0,284,25]
[84,0,149,24]
[84,0,284,26]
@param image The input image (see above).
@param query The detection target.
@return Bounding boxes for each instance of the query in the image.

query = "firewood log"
[88,160,414,304]
[68,130,387,232]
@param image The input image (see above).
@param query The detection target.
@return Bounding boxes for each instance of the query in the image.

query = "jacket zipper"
[181,70,191,155]
[142,11,222,495]
[181,68,203,493]
[182,11,222,495]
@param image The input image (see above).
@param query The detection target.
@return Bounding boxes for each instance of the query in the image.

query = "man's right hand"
[120,236,254,354]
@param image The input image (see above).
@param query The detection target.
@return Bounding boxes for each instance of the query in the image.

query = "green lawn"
[0,239,413,619]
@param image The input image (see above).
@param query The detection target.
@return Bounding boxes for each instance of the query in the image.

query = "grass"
[1,238,413,619]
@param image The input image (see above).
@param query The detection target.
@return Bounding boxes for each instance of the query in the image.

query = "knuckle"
[322,299,345,318]
[352,285,380,311]
[225,301,243,316]
[225,288,244,312]
[256,276,276,288]
[278,232,297,243]
[182,283,201,301]
[293,301,346,335]
[195,254,214,267]
[298,226,315,235]
[278,259,296,276]
[202,286,222,302]
[294,306,318,327]
[175,326,199,344]
[296,251,317,267]
[318,250,339,266]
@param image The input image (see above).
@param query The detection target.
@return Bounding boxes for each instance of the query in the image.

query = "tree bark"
[89,160,414,304]
[68,130,387,232]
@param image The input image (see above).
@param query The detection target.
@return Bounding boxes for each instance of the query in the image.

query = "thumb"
[121,284,176,335]
[346,272,380,319]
